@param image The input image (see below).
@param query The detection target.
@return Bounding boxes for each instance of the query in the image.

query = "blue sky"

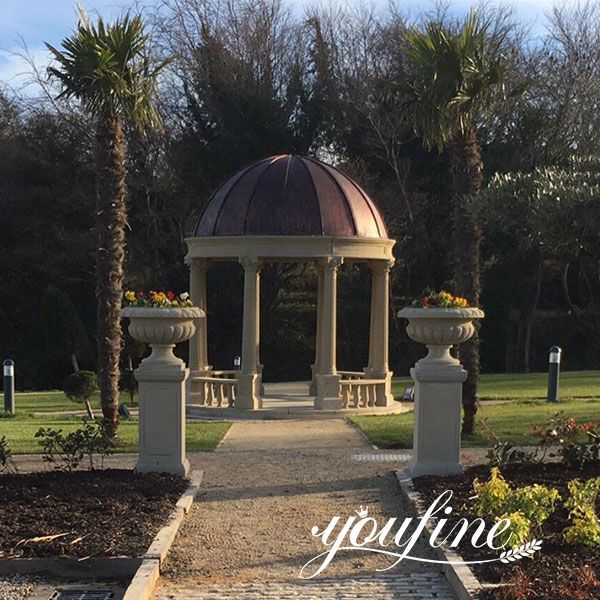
[0,0,576,93]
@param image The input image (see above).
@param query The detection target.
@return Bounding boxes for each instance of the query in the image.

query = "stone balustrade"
[196,376,237,407]
[340,379,384,409]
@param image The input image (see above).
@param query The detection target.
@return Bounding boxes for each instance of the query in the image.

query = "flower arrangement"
[123,290,193,308]
[412,289,469,309]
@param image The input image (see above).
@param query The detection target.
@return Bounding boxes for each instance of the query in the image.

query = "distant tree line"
[2,0,600,397]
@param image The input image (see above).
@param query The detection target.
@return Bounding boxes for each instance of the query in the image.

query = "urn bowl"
[122,307,204,346]
[397,307,484,348]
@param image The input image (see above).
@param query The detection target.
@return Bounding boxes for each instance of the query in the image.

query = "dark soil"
[0,469,188,559]
[414,462,600,600]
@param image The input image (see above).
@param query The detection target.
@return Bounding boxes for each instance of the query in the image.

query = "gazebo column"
[237,257,262,409]
[188,258,211,404]
[315,257,342,409]
[366,260,394,406]
[310,264,324,395]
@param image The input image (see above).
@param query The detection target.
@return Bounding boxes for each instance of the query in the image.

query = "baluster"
[217,382,225,406]
[207,382,215,406]
[360,384,368,407]
[368,384,375,407]
[341,384,350,408]
[352,385,360,408]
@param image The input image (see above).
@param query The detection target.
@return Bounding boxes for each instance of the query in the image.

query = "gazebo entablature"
[184,234,396,412]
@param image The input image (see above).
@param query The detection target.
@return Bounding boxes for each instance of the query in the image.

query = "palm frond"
[46,6,169,134]
[398,9,505,150]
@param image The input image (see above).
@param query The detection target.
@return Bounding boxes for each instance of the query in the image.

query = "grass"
[351,398,600,449]
[3,391,230,454]
[11,391,135,414]
[391,370,600,401]
[0,413,231,454]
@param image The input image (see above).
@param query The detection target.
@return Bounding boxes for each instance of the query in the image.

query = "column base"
[136,456,190,477]
[314,373,342,410]
[236,373,262,409]
[407,457,464,478]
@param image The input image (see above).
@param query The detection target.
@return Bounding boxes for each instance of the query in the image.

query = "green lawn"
[0,413,231,454]
[351,398,600,449]
[11,390,136,414]
[391,370,600,401]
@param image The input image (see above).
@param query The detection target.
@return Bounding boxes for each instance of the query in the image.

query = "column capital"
[239,256,262,272]
[369,259,394,274]
[321,256,343,272]
[185,256,210,271]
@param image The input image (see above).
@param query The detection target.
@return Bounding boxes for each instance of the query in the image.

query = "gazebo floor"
[187,381,411,420]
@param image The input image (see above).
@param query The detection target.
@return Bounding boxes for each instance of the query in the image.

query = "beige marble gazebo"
[185,155,396,412]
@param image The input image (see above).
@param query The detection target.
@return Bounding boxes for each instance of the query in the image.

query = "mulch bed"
[414,461,600,600]
[0,469,188,559]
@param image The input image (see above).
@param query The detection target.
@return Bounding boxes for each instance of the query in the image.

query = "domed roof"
[194,155,388,239]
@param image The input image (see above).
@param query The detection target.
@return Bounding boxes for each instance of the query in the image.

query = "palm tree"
[47,9,166,435]
[399,12,505,434]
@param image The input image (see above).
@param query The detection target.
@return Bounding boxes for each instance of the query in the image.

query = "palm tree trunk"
[95,114,127,437]
[449,125,482,435]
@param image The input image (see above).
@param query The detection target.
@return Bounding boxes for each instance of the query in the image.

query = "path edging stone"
[395,468,482,600]
[123,469,203,600]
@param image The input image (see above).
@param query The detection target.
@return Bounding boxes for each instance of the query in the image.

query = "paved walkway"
[155,419,456,600]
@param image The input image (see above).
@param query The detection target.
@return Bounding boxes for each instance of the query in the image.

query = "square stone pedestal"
[315,373,342,410]
[408,361,467,477]
[135,361,190,477]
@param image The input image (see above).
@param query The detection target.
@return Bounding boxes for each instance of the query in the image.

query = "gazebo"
[185,154,396,412]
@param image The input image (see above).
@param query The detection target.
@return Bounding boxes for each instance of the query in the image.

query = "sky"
[0,0,579,94]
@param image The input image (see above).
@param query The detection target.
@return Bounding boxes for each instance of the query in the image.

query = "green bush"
[472,467,560,548]
[35,420,114,471]
[563,477,600,547]
[564,477,600,513]
[505,485,561,527]
[472,467,512,517]
[495,512,532,549]
[564,508,600,547]
[63,371,98,418]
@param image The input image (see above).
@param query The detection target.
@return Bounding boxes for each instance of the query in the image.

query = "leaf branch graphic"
[499,539,543,563]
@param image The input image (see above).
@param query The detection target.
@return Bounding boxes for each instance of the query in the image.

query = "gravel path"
[156,419,456,599]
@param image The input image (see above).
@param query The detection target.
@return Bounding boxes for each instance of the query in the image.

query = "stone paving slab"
[157,573,456,599]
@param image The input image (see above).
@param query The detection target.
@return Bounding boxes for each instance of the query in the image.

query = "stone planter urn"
[398,307,484,477]
[123,306,204,477]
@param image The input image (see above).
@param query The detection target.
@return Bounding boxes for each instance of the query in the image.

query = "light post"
[547,346,561,403]
[233,355,241,371]
[3,359,15,414]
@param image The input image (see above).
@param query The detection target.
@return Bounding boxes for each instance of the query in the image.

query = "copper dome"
[194,155,388,239]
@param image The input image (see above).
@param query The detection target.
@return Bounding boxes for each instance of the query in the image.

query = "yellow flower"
[124,290,135,302]
[171,300,179,307]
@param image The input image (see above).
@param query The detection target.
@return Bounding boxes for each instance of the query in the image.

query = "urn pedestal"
[398,307,484,477]
[122,307,204,477]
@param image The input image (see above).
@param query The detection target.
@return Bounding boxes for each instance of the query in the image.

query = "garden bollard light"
[547,346,561,403]
[233,355,241,370]
[3,359,15,414]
